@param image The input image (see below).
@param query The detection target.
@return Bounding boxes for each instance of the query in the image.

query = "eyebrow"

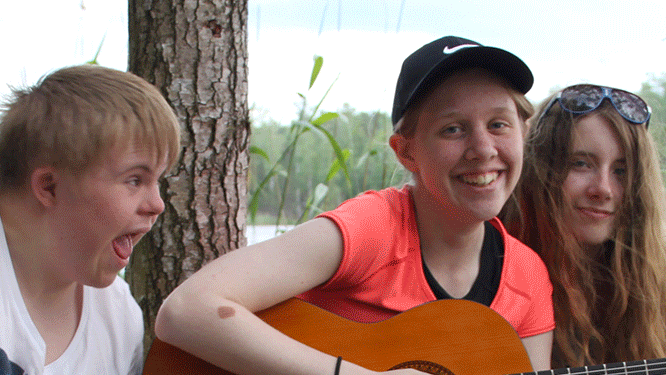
[119,164,164,178]
[434,106,517,118]
[570,151,594,157]
[123,165,153,173]
[570,151,626,163]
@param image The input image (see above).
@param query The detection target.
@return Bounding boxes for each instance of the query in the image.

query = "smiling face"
[391,68,525,225]
[46,143,168,288]
[561,114,626,246]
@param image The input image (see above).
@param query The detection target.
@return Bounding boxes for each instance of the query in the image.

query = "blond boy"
[0,65,180,374]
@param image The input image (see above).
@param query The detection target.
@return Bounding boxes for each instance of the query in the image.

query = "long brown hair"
[503,95,666,367]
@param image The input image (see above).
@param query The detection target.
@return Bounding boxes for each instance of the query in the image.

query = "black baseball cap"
[391,36,534,125]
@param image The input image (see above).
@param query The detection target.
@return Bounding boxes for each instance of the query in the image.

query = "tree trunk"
[125,0,249,352]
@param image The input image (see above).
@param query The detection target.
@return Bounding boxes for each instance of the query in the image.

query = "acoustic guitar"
[142,298,666,375]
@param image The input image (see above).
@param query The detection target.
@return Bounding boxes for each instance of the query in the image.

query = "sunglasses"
[538,84,651,128]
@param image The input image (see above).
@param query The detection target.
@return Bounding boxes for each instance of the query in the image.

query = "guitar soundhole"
[388,360,455,375]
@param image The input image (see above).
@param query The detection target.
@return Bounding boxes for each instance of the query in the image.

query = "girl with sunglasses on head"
[154,36,555,375]
[502,84,666,368]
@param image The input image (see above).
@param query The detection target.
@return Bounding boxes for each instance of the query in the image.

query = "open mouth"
[459,171,499,187]
[112,234,134,260]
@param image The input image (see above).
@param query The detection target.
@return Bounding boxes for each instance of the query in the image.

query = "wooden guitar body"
[143,298,533,374]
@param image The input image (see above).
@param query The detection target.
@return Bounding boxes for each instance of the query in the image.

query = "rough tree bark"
[125,0,249,351]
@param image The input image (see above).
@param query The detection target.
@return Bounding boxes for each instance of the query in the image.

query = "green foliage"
[639,74,666,177]
[248,58,409,226]
[249,56,374,227]
[249,145,270,162]
[309,55,323,89]
[86,34,107,65]
[249,104,409,226]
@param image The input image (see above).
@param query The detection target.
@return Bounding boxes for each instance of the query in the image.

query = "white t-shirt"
[0,218,144,375]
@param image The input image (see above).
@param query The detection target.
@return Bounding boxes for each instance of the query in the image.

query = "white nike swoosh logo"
[443,44,478,54]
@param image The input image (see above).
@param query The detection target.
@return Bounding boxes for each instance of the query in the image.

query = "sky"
[2,0,666,124]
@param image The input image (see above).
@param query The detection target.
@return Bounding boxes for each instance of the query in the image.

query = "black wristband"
[334,356,342,375]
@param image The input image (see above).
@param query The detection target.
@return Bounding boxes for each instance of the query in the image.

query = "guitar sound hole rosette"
[388,360,456,375]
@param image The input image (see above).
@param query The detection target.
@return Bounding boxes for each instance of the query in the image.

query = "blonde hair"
[0,65,181,191]
[503,94,666,367]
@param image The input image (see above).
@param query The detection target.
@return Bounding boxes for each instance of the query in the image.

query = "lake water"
[120,225,293,277]
[246,225,294,246]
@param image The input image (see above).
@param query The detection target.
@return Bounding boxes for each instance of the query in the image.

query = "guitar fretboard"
[512,358,666,375]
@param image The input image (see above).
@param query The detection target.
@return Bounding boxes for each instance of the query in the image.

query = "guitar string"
[517,358,666,375]
[559,360,666,375]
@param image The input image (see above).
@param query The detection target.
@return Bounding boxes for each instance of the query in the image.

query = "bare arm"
[156,218,344,374]
[520,330,553,372]
[155,218,425,375]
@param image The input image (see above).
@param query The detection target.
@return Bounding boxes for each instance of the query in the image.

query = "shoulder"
[490,218,550,291]
[319,186,412,223]
[310,186,419,287]
[0,232,44,372]
[490,218,554,337]
[334,186,410,209]
[491,218,547,268]
[318,186,415,242]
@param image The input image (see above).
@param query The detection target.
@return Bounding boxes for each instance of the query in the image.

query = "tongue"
[112,235,133,260]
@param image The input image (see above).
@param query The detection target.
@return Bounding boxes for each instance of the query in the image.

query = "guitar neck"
[512,358,666,375]
[143,296,666,375]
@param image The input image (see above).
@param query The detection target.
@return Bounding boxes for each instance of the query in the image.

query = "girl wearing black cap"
[155,36,554,374]
[502,85,666,369]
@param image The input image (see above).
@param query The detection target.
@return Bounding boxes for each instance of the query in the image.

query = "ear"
[389,133,418,173]
[30,167,58,208]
